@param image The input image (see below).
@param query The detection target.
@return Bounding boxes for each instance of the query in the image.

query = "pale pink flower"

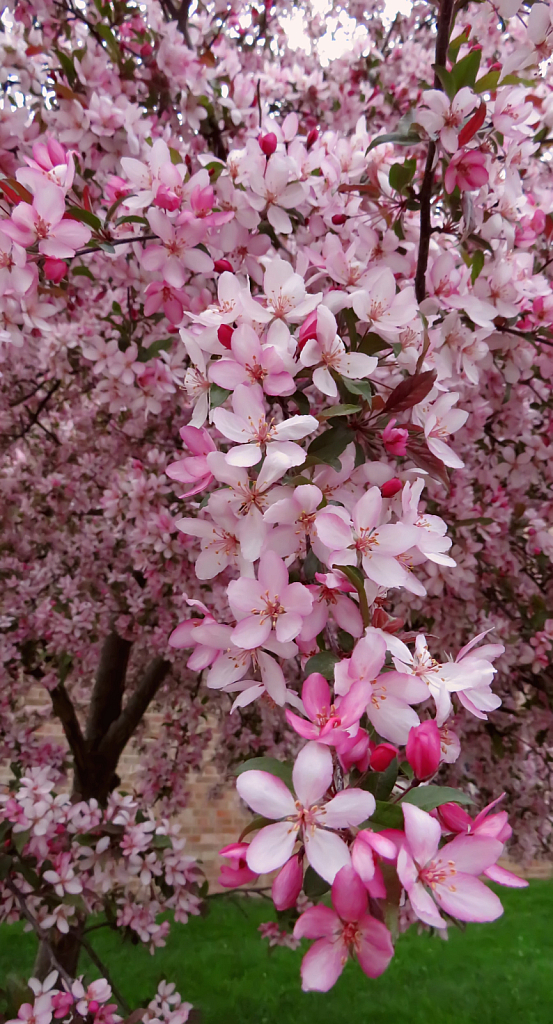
[227,549,313,646]
[417,88,478,152]
[237,741,374,881]
[299,305,377,397]
[240,258,321,323]
[333,630,427,744]
[351,267,418,337]
[212,383,318,468]
[299,571,364,642]
[248,155,306,234]
[209,323,296,396]
[315,486,419,590]
[142,209,213,287]
[3,184,91,257]
[397,803,504,928]
[417,392,468,469]
[293,865,394,991]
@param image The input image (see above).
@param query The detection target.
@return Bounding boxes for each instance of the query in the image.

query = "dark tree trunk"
[33,634,170,981]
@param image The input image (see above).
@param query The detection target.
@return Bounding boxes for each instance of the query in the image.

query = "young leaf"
[210,384,231,409]
[401,785,474,811]
[304,651,340,681]
[235,757,294,792]
[383,370,436,414]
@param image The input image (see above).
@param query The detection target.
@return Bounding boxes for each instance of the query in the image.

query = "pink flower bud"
[306,128,319,149]
[140,43,153,57]
[370,743,398,772]
[258,132,277,156]
[272,853,303,910]
[218,324,234,349]
[382,418,409,457]
[437,801,473,833]
[297,309,318,351]
[88,1003,100,1015]
[43,258,68,283]
[406,720,441,780]
[214,259,233,273]
[380,477,402,498]
[218,842,259,888]
[332,213,347,226]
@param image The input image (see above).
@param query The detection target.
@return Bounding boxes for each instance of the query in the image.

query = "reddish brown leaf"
[458,101,487,147]
[383,370,437,414]
[407,437,450,490]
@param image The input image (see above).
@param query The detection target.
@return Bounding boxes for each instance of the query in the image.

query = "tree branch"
[50,682,88,777]
[99,656,170,758]
[415,0,455,303]
[85,632,133,751]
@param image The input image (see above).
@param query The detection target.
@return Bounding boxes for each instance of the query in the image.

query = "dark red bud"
[306,128,319,149]
[258,132,278,157]
[381,477,403,498]
[332,213,347,226]
[140,43,153,57]
[213,259,233,273]
[218,324,234,349]
[370,743,398,772]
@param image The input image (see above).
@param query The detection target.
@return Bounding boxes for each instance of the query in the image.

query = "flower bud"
[140,43,153,57]
[272,853,303,910]
[217,324,234,349]
[306,128,319,149]
[258,132,277,156]
[297,309,318,351]
[380,477,402,498]
[43,258,67,283]
[437,801,473,833]
[218,842,259,888]
[332,213,347,226]
[214,259,233,273]
[370,742,398,772]
[406,720,441,780]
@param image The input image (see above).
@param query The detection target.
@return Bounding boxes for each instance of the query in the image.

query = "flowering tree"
[0,0,551,1010]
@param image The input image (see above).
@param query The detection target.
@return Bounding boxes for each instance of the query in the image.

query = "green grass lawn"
[1,882,552,1024]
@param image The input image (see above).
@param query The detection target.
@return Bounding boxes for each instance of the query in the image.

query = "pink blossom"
[397,803,504,928]
[209,323,296,396]
[272,853,304,910]
[405,719,442,780]
[285,671,372,747]
[228,550,313,646]
[293,865,394,991]
[3,184,91,257]
[418,88,478,152]
[218,842,259,887]
[212,383,318,468]
[166,426,216,498]
[382,418,408,456]
[237,741,374,881]
[444,149,489,193]
[299,305,377,397]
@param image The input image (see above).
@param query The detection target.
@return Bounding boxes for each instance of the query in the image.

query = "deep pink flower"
[166,425,216,498]
[228,550,313,647]
[382,418,408,457]
[3,183,91,257]
[272,853,304,910]
[293,865,394,991]
[218,842,259,888]
[285,671,372,747]
[444,149,489,193]
[405,719,441,780]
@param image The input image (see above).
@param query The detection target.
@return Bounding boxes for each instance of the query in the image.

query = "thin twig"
[74,234,157,258]
[414,0,456,303]
[78,933,131,1014]
[4,878,74,988]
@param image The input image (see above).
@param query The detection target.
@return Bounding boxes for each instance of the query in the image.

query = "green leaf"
[400,786,474,812]
[104,193,129,225]
[239,816,273,841]
[471,249,485,284]
[389,159,416,193]
[365,759,398,801]
[304,651,340,681]
[367,129,421,153]
[474,69,500,94]
[66,207,102,232]
[13,829,30,854]
[343,307,358,349]
[204,161,225,182]
[334,564,364,590]
[115,215,149,227]
[55,48,77,85]
[234,757,294,792]
[448,26,471,62]
[358,332,390,356]
[303,866,330,899]
[367,801,404,830]
[210,384,231,409]
[307,425,352,465]
[432,64,456,100]
[137,338,173,362]
[291,389,311,415]
[320,404,361,419]
[0,854,12,880]
[451,48,482,92]
[96,23,121,63]
[72,266,95,280]
[342,378,373,404]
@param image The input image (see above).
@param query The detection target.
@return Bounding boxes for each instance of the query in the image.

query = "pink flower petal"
[294,905,338,940]
[246,821,297,874]
[293,742,333,807]
[332,865,368,922]
[322,789,375,829]
[236,770,296,818]
[402,803,441,867]
[305,827,351,884]
[435,874,503,922]
[357,916,395,978]
[300,937,345,993]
